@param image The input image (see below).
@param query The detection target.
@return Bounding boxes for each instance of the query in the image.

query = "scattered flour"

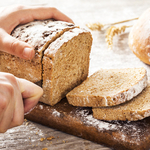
[52,109,61,117]
[113,72,148,104]
[74,108,117,131]
[39,105,43,110]
[73,107,149,144]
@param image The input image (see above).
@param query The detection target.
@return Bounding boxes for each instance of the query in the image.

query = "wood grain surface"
[1,0,150,150]
[26,99,150,150]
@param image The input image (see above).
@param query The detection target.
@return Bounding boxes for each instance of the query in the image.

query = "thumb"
[16,77,43,113]
[0,29,35,60]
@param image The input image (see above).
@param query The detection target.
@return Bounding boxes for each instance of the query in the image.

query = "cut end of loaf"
[66,67,148,107]
[41,28,93,106]
[93,82,150,121]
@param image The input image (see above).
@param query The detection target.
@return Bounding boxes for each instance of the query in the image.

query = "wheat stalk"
[86,17,138,49]
[86,17,138,31]
[86,22,104,30]
[106,25,131,49]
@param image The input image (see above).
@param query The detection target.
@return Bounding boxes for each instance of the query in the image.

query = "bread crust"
[129,8,150,65]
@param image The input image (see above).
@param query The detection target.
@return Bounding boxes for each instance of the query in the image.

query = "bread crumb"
[24,119,29,126]
[50,141,52,145]
[63,140,68,143]
[40,138,46,142]
[24,119,27,122]
[25,122,29,126]
[47,136,55,141]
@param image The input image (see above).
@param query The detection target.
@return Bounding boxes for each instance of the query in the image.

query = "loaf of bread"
[93,81,150,121]
[66,68,148,107]
[129,8,150,65]
[0,20,92,106]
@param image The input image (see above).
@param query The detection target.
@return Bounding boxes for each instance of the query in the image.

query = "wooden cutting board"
[25,98,150,150]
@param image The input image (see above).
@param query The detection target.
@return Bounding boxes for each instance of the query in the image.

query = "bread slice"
[0,20,92,106]
[93,81,150,121]
[41,28,92,105]
[66,68,148,107]
[0,20,76,83]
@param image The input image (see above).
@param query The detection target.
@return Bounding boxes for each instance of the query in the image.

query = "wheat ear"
[86,17,138,31]
[86,22,104,30]
[106,25,131,49]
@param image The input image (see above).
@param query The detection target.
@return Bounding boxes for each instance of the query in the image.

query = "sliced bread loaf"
[93,81,150,121]
[0,20,92,106]
[66,68,148,107]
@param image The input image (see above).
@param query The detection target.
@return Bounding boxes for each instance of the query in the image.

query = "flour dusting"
[39,105,43,110]
[52,109,61,117]
[73,106,150,144]
[74,108,117,131]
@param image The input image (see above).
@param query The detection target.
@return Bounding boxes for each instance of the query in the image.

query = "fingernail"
[23,47,34,59]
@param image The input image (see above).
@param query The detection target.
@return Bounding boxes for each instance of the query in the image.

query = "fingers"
[0,72,43,132]
[0,28,35,60]
[0,5,73,60]
[0,73,24,132]
[16,77,43,114]
[0,83,13,132]
[16,6,74,25]
[28,6,74,24]
[9,83,24,129]
[0,5,74,34]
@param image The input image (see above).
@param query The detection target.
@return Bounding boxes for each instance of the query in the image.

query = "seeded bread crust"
[93,81,150,121]
[0,20,76,82]
[66,68,148,107]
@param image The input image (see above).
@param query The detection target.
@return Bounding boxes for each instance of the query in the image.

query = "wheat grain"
[106,25,131,49]
[86,22,104,31]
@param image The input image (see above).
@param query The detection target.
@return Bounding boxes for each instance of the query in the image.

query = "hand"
[0,5,74,60]
[0,72,43,133]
